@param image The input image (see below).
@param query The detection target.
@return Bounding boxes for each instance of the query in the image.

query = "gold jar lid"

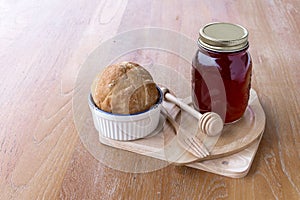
[198,22,249,52]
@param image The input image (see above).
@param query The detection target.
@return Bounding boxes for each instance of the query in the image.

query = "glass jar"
[192,22,252,123]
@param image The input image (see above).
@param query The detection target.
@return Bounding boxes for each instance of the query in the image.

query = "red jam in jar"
[192,22,252,123]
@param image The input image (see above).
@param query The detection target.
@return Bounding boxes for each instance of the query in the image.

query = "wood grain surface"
[1,0,299,199]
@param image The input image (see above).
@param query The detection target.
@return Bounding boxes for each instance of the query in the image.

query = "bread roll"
[91,62,159,114]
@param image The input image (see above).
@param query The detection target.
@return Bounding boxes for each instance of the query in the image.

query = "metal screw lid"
[198,22,249,52]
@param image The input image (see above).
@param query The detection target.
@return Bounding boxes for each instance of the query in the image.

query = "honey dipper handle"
[161,87,223,136]
[164,93,201,119]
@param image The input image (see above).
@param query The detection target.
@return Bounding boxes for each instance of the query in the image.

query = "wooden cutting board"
[99,89,266,166]
[187,132,264,178]
[162,89,265,164]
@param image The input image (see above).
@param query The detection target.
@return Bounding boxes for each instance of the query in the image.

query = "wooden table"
[1,0,299,199]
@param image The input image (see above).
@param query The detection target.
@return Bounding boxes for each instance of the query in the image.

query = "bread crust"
[91,62,159,114]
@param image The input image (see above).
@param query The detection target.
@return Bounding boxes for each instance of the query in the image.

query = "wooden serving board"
[187,132,263,178]
[162,89,266,164]
[99,89,266,177]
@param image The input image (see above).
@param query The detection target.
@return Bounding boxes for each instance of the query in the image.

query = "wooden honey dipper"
[160,87,223,137]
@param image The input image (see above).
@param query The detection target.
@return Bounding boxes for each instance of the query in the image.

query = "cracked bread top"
[91,61,159,114]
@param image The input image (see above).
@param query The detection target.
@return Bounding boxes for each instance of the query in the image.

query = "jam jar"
[192,22,252,123]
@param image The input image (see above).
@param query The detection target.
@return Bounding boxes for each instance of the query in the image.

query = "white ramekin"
[88,87,163,141]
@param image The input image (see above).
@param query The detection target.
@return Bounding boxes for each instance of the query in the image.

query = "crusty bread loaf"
[91,61,159,114]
